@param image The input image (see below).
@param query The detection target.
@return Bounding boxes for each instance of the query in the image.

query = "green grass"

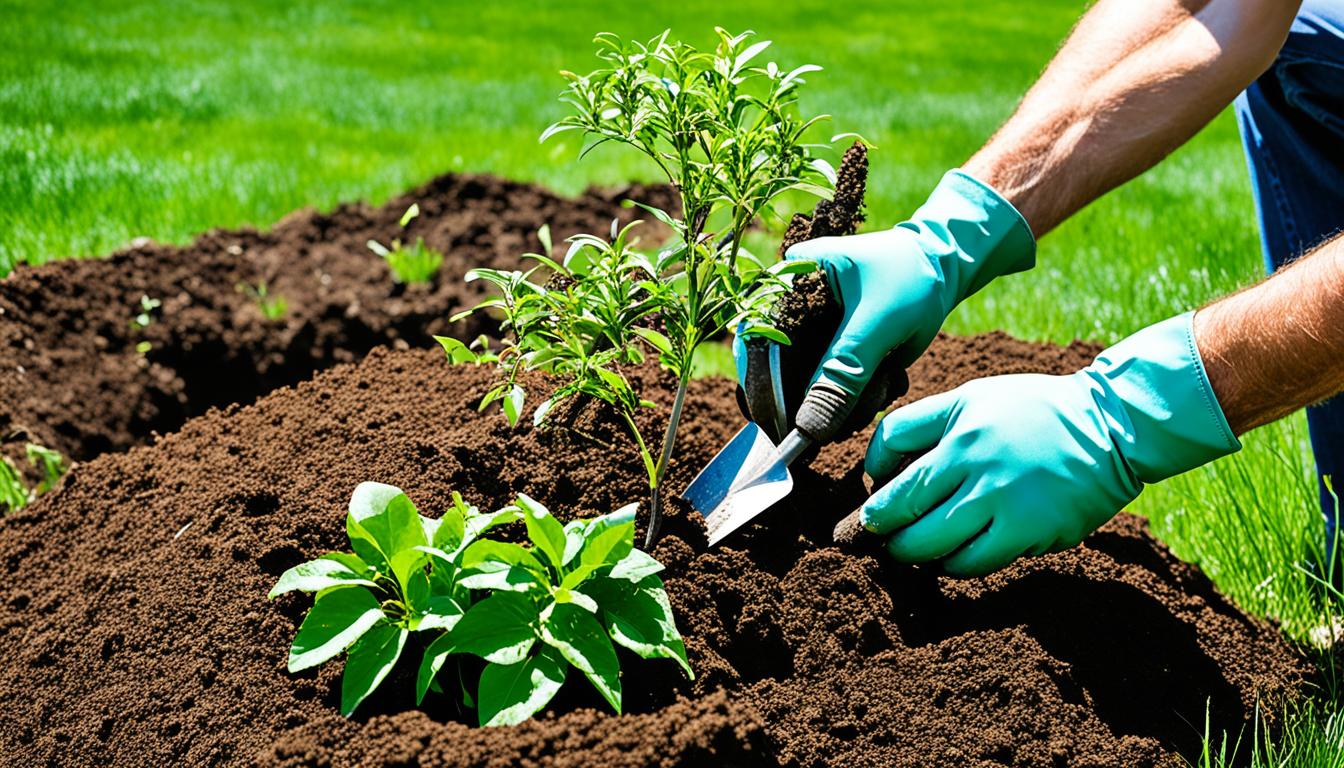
[4,0,1337,760]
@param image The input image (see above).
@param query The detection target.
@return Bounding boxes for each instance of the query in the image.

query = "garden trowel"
[683,317,910,547]
[685,379,851,546]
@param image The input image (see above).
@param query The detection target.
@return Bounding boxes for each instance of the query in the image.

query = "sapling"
[455,29,853,544]
[368,203,445,285]
[272,483,689,723]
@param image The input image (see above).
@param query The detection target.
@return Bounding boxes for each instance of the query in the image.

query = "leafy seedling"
[368,204,444,285]
[0,443,69,514]
[455,29,854,544]
[273,484,690,724]
[418,494,690,726]
[132,294,160,329]
[238,281,288,322]
[270,483,512,715]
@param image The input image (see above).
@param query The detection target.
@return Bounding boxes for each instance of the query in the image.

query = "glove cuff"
[904,169,1037,308]
[1089,311,1242,483]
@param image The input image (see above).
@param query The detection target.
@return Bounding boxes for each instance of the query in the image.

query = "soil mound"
[0,334,1308,767]
[0,173,672,477]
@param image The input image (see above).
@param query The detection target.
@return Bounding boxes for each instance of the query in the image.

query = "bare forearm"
[963,0,1298,235]
[1195,234,1344,434]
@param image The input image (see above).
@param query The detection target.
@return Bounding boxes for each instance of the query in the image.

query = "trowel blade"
[683,422,794,546]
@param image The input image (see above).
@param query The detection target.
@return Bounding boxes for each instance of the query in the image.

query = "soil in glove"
[0,333,1310,767]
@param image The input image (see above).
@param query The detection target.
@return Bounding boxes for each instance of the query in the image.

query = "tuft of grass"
[238,281,288,322]
[367,204,443,285]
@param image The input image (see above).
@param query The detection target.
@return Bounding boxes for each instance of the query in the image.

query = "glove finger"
[864,390,958,481]
[884,484,987,564]
[782,237,844,264]
[860,448,965,535]
[941,520,1038,578]
[731,323,749,389]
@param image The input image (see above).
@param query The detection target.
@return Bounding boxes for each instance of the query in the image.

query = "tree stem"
[644,366,693,548]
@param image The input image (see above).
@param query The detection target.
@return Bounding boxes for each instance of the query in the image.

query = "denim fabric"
[1234,0,1344,559]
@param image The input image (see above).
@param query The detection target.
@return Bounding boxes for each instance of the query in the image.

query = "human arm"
[744,0,1301,421]
[1196,234,1344,433]
[964,0,1301,235]
[857,233,1344,576]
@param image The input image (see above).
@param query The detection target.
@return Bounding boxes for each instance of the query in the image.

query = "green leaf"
[340,624,408,716]
[349,482,404,523]
[579,509,636,570]
[416,631,456,705]
[587,576,692,678]
[540,602,622,713]
[740,324,791,346]
[517,495,567,570]
[452,592,539,664]
[607,548,665,582]
[478,647,568,727]
[400,203,420,227]
[287,587,385,673]
[346,515,388,572]
[414,595,466,632]
[553,587,599,613]
[349,485,428,570]
[434,335,478,365]
[388,548,429,596]
[432,504,467,553]
[269,554,377,598]
[460,540,548,589]
[502,385,525,427]
[632,327,673,356]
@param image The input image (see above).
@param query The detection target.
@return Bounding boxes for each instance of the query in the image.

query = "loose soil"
[0,173,672,480]
[0,339,1309,767]
[0,172,1313,767]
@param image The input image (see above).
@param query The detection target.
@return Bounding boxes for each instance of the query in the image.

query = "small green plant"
[1,443,68,513]
[368,203,444,285]
[132,294,160,329]
[455,29,851,543]
[272,482,690,724]
[238,281,288,321]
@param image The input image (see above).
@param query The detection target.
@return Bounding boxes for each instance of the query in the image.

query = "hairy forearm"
[1195,234,1344,434]
[962,0,1298,236]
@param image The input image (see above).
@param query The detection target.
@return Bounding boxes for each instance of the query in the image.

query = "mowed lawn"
[3,0,1336,761]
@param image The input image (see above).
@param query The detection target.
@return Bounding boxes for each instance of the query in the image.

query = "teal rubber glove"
[779,169,1036,398]
[859,311,1242,577]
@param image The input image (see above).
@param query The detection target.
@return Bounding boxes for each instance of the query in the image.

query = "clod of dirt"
[741,142,904,443]
[0,331,1309,767]
[0,173,674,482]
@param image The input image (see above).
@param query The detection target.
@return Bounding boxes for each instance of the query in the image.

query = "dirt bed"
[0,173,670,477]
[0,337,1309,767]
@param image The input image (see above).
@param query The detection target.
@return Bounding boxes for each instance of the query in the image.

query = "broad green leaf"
[540,602,622,713]
[741,324,791,346]
[517,495,566,570]
[579,520,634,571]
[361,492,429,560]
[433,500,468,553]
[414,595,466,632]
[464,506,522,541]
[552,587,599,613]
[502,385,525,427]
[452,592,539,664]
[349,482,404,523]
[269,555,378,598]
[458,564,546,593]
[287,588,384,672]
[340,624,408,716]
[562,520,587,566]
[607,548,665,583]
[434,336,478,365]
[461,540,547,575]
[419,514,442,546]
[346,515,388,572]
[416,632,456,704]
[478,647,567,727]
[586,576,692,677]
[389,548,429,596]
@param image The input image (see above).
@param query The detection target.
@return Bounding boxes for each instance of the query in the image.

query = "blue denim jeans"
[1234,0,1344,560]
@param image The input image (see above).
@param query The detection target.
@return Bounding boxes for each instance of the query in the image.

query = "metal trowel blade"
[683,422,794,547]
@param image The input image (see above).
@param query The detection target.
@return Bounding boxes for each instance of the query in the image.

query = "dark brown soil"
[0,332,1309,767]
[0,173,672,481]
